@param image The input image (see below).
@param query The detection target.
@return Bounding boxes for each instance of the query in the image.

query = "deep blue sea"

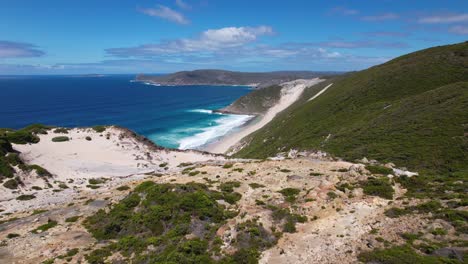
[0,75,253,149]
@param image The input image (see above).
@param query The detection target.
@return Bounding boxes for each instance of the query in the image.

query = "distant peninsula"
[136,69,339,88]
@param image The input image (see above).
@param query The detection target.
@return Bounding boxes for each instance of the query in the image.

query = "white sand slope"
[13,127,222,180]
[308,83,332,101]
[205,78,323,154]
[0,127,224,213]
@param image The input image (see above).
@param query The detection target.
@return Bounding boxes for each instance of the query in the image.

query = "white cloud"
[139,5,189,25]
[418,13,468,24]
[107,26,274,56]
[0,40,45,58]
[330,6,359,16]
[175,0,191,10]
[361,13,399,21]
[449,25,468,35]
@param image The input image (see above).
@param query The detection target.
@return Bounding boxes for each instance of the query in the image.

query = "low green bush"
[366,165,393,175]
[278,188,301,203]
[116,185,130,191]
[7,233,20,239]
[83,182,254,263]
[361,177,394,199]
[358,245,458,264]
[222,163,234,169]
[32,219,57,233]
[3,179,19,189]
[17,194,36,201]
[88,178,105,185]
[65,216,80,223]
[249,183,265,189]
[53,128,69,134]
[92,126,106,133]
[51,136,69,142]
[28,165,52,177]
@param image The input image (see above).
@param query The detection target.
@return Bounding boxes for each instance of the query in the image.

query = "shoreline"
[203,78,324,154]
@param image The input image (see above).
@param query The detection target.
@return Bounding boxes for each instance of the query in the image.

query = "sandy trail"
[205,78,323,154]
[308,83,332,101]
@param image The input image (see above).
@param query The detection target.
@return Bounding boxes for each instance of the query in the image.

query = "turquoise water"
[0,75,253,149]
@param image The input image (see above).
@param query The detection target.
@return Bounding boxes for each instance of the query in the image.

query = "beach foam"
[178,114,253,150]
[188,109,214,114]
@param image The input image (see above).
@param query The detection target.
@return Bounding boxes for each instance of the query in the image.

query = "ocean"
[0,75,253,149]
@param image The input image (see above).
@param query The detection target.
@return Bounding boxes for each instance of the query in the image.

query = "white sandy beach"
[205,78,324,154]
[1,126,224,214]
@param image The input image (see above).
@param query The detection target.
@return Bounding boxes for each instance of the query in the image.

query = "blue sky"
[0,0,467,74]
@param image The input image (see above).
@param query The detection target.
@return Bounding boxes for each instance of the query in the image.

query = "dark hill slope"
[235,42,468,175]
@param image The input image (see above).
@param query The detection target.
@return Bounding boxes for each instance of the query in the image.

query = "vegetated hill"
[235,42,468,175]
[136,69,338,88]
[215,85,283,115]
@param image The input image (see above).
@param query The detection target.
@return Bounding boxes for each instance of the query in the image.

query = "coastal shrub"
[385,207,410,218]
[88,178,105,185]
[280,169,291,173]
[268,205,307,233]
[116,185,130,191]
[32,219,57,233]
[327,191,338,200]
[249,183,265,189]
[65,216,80,223]
[17,194,36,201]
[219,181,241,193]
[31,209,48,215]
[358,245,457,264]
[189,171,200,176]
[5,153,22,166]
[0,157,15,178]
[28,165,52,177]
[366,165,393,175]
[177,162,193,167]
[159,162,168,167]
[3,179,19,189]
[222,163,234,169]
[85,136,92,141]
[361,177,394,199]
[52,136,69,142]
[3,124,50,144]
[92,126,106,133]
[53,128,69,134]
[278,188,301,203]
[7,233,20,239]
[0,138,13,155]
[83,182,258,263]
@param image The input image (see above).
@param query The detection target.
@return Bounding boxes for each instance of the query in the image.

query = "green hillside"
[235,42,468,175]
